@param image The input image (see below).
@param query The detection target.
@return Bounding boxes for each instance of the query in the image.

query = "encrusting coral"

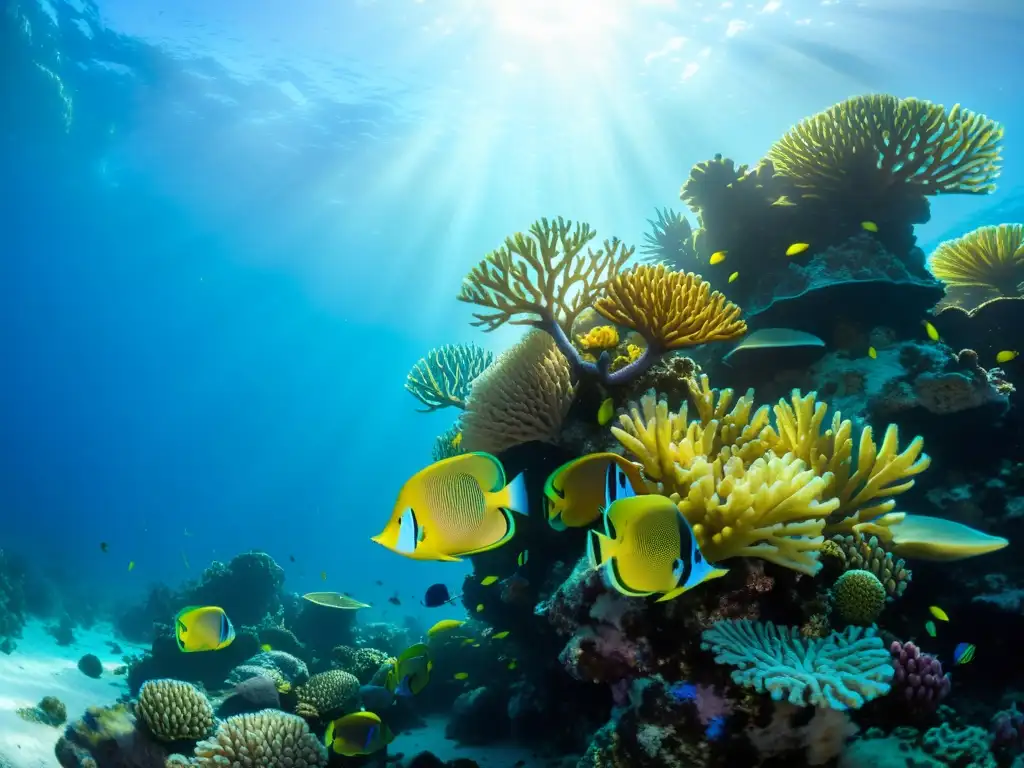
[191,709,327,768]
[137,678,215,741]
[405,342,494,411]
[701,620,893,710]
[929,223,1024,309]
[610,375,930,575]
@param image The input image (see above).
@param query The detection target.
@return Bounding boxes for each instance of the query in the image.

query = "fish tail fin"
[656,586,688,602]
[586,530,615,568]
[324,720,335,749]
[503,472,530,516]
[702,566,729,584]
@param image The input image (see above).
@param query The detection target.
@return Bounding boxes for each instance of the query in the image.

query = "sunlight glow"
[488,0,621,48]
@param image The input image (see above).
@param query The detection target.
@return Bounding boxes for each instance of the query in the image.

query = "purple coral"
[990,703,1024,756]
[667,681,733,740]
[890,640,950,710]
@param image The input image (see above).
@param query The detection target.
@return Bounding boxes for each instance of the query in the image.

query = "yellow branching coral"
[458,217,633,334]
[594,264,746,353]
[461,330,576,454]
[576,325,620,351]
[766,94,1004,197]
[610,376,931,575]
[928,223,1024,303]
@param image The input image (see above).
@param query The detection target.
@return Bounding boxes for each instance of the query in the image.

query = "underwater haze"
[3,0,1024,766]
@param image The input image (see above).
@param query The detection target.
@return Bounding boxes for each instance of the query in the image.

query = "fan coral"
[827,533,911,599]
[461,329,576,453]
[192,710,327,768]
[701,620,893,710]
[405,342,494,412]
[639,207,697,269]
[137,679,215,741]
[766,94,1003,197]
[929,223,1024,308]
[831,570,886,626]
[295,670,360,718]
[889,640,950,711]
[431,422,465,462]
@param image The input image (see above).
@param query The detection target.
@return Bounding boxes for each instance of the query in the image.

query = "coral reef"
[831,570,887,626]
[405,342,494,411]
[295,669,360,719]
[825,533,911,600]
[638,207,697,269]
[17,696,67,726]
[137,679,215,741]
[929,223,1024,309]
[185,551,285,627]
[889,641,950,713]
[192,710,327,768]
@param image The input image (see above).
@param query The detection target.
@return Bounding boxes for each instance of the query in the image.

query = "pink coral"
[559,625,650,684]
[890,640,950,710]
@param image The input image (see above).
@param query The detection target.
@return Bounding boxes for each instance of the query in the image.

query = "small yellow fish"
[507,660,518,670]
[427,619,465,637]
[373,453,529,561]
[771,195,795,207]
[588,495,727,601]
[175,606,235,653]
[128,561,135,572]
[480,576,500,586]
[472,642,481,647]
[492,631,510,640]
[997,350,1019,363]
[320,571,327,581]
[454,672,469,680]
[923,321,940,341]
[597,397,615,427]
[475,603,485,613]
[260,643,273,653]
[929,605,949,622]
[385,643,432,697]
[544,453,646,531]
[868,346,877,359]
[728,271,739,283]
[785,242,810,257]
[709,251,727,265]
[861,221,879,232]
[461,638,475,646]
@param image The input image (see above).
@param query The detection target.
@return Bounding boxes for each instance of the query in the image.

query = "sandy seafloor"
[0,620,558,768]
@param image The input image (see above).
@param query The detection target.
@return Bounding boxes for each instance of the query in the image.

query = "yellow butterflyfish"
[544,453,645,531]
[923,321,940,341]
[997,350,1018,363]
[324,712,394,757]
[597,397,614,427]
[709,251,727,265]
[175,606,235,653]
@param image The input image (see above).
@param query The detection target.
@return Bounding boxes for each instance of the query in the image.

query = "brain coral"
[137,679,215,742]
[295,670,360,718]
[701,619,893,710]
[192,710,327,768]
[832,570,887,626]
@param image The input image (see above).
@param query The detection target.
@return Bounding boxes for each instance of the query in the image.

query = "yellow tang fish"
[861,221,879,232]
[372,452,529,561]
[480,576,500,586]
[492,631,510,640]
[544,452,646,531]
[785,242,810,256]
[997,350,1018,363]
[928,605,949,622]
[175,606,235,653]
[923,321,940,341]
[597,397,615,427]
[385,642,432,697]
[728,271,739,283]
[587,495,727,602]
[868,346,877,359]
[454,672,469,680]
[324,711,394,757]
[709,251,727,265]
[475,603,485,613]
[427,619,464,637]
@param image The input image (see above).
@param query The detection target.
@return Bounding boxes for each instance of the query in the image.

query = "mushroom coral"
[611,376,930,575]
[928,223,1024,309]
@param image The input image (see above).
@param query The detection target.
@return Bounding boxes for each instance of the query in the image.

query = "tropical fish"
[925,620,937,638]
[388,593,401,606]
[544,452,646,531]
[517,550,529,567]
[461,638,475,646]
[476,603,484,613]
[953,642,976,665]
[303,592,371,610]
[454,672,469,680]
[260,643,273,653]
[324,711,394,757]
[423,583,454,608]
[771,195,795,207]
[587,495,728,601]
[427,619,465,637]
[507,660,518,670]
[174,606,235,653]
[709,251,727,265]
[923,321,940,341]
[597,397,615,426]
[386,643,432,697]
[785,242,810,256]
[997,350,1018,363]
[451,431,463,449]
[492,631,510,640]
[128,561,135,572]
[372,452,529,561]
[861,221,879,232]
[320,571,327,581]
[358,685,395,712]
[728,271,739,283]
[480,576,500,586]
[929,605,949,622]
[868,346,877,359]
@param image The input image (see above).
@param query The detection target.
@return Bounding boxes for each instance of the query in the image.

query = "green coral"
[826,533,911,599]
[921,723,997,768]
[16,696,66,726]
[701,619,893,710]
[832,570,887,626]
[405,342,494,412]
[431,422,465,462]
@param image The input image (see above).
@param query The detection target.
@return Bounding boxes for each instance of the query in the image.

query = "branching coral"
[928,223,1024,307]
[431,422,465,462]
[137,679,214,741]
[460,330,576,453]
[765,94,1003,198]
[701,620,893,710]
[610,376,929,575]
[405,342,494,411]
[192,710,327,768]
[639,207,697,269]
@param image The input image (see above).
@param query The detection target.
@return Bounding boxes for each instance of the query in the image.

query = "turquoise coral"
[405,342,493,412]
[701,619,893,710]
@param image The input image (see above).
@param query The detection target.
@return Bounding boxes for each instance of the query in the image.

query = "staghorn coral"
[295,670,360,719]
[766,94,1003,198]
[929,223,1024,308]
[831,570,886,626]
[460,329,576,453]
[137,679,215,741]
[702,620,893,710]
[192,710,327,768]
[827,533,911,599]
[405,342,493,412]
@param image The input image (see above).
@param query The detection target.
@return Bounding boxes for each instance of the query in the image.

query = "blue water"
[2,0,1022,625]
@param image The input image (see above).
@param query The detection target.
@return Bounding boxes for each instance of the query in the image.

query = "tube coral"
[405,342,494,412]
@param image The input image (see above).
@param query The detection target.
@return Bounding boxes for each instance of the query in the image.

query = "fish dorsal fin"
[174,605,204,624]
[400,643,430,663]
[448,452,506,492]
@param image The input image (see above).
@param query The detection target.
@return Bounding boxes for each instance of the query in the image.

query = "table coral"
[405,342,493,412]
[701,620,893,710]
